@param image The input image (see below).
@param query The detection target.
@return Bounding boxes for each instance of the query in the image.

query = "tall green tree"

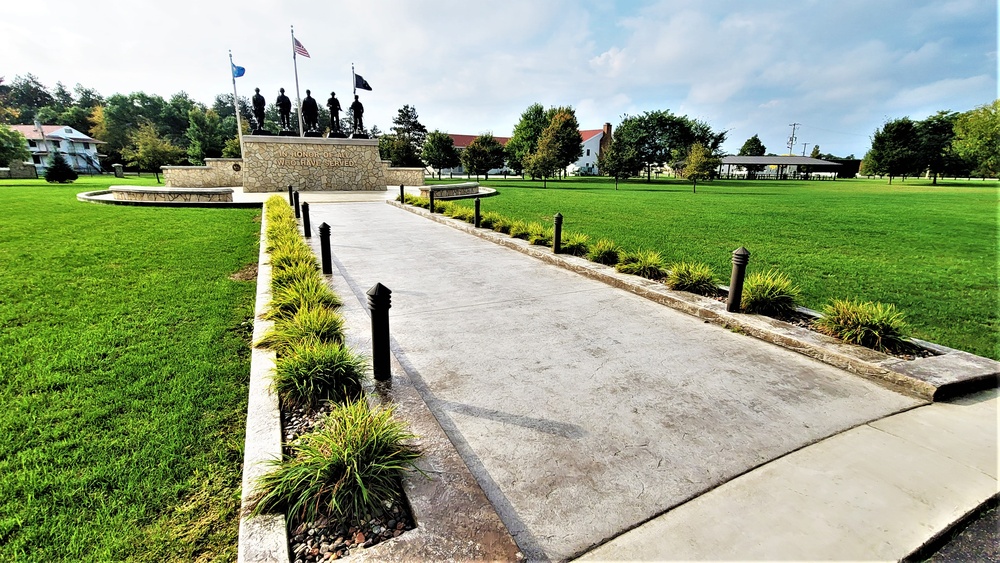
[596,138,639,189]
[389,105,427,166]
[738,134,766,178]
[810,145,821,159]
[505,103,546,175]
[545,109,583,178]
[460,134,505,180]
[122,121,186,182]
[952,100,1000,178]
[524,130,560,188]
[185,107,225,165]
[6,74,53,124]
[682,142,719,193]
[916,110,960,184]
[421,130,460,178]
[0,124,30,165]
[613,110,717,181]
[864,118,921,184]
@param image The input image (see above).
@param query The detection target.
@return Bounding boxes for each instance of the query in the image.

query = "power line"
[787,123,799,155]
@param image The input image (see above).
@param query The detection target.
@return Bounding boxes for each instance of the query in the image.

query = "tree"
[389,105,427,167]
[681,142,719,193]
[460,134,505,180]
[613,110,715,181]
[122,121,186,182]
[952,100,1000,178]
[916,111,960,184]
[0,77,19,124]
[44,151,78,183]
[864,118,921,184]
[810,145,821,159]
[6,74,54,124]
[185,107,224,164]
[545,110,584,177]
[0,124,29,165]
[524,134,560,188]
[421,130,460,178]
[505,103,546,175]
[379,134,422,168]
[738,134,766,178]
[596,137,639,189]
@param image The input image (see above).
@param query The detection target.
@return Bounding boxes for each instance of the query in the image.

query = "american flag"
[293,37,310,58]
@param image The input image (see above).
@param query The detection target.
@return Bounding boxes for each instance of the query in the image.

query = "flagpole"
[352,63,356,97]
[291,25,304,137]
[229,50,245,153]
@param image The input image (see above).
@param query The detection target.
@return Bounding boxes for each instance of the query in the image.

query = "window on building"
[28,140,37,147]
[65,128,73,134]
[586,148,591,156]
[51,140,60,149]
[32,156,41,164]
[83,142,90,150]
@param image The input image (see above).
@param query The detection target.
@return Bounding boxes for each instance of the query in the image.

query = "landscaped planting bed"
[247,196,420,561]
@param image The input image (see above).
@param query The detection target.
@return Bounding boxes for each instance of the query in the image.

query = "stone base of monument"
[328,132,348,139]
[304,131,323,138]
[242,135,387,192]
[278,130,297,136]
[350,133,370,139]
[251,129,273,136]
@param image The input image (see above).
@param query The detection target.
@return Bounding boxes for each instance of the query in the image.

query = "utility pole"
[787,122,800,156]
[801,142,808,156]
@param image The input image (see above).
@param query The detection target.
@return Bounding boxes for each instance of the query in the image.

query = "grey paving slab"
[579,390,997,561]
[311,202,923,561]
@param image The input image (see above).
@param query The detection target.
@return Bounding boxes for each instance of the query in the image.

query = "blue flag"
[354,73,372,91]
[232,63,246,78]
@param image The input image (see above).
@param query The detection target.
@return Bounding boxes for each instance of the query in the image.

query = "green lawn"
[441,176,999,360]
[0,177,260,561]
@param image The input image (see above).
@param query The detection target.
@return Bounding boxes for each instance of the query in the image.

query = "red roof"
[9,124,103,143]
[447,134,511,149]
[579,129,604,142]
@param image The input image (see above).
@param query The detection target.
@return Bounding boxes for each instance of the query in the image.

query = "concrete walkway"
[307,197,996,561]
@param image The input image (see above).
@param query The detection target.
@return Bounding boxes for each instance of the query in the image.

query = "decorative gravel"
[281,402,416,561]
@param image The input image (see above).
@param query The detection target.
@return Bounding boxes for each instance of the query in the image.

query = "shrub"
[265,276,342,320]
[508,220,531,240]
[273,342,367,409]
[740,270,800,316]
[490,214,512,234]
[588,238,620,265]
[271,261,321,291]
[615,249,668,280]
[256,306,345,354]
[665,262,718,296]
[449,205,475,223]
[560,233,590,256]
[44,152,78,183]
[813,299,912,353]
[249,400,421,527]
[479,211,501,230]
[270,245,318,272]
[527,222,552,246]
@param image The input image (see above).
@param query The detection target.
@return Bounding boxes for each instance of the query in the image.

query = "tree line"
[861,102,998,183]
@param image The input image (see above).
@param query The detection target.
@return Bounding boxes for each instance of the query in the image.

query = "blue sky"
[3,0,996,157]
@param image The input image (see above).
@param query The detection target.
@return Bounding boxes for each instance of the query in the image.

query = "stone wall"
[242,136,386,192]
[163,158,243,188]
[0,160,39,179]
[384,166,425,187]
[110,186,234,202]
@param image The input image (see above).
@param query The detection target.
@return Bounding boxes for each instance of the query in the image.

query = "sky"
[3,0,997,158]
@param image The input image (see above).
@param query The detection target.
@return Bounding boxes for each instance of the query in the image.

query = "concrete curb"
[389,201,1000,401]
[76,189,262,208]
[238,211,289,563]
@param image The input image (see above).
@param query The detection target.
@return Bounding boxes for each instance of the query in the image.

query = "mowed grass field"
[0,177,259,561]
[440,176,998,360]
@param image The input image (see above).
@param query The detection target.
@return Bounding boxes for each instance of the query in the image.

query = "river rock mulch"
[281,402,416,562]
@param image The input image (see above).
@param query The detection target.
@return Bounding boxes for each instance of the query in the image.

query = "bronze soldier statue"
[350,94,364,136]
[276,88,292,130]
[251,87,266,130]
[301,89,319,132]
[327,92,342,134]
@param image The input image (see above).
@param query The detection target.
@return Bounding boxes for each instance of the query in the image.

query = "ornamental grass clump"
[265,276,342,320]
[740,270,800,317]
[273,342,367,409]
[480,211,503,230]
[527,223,552,246]
[665,262,718,296]
[560,233,590,256]
[508,220,531,240]
[490,214,513,234]
[588,238,620,265]
[813,299,913,353]
[271,261,322,292]
[249,399,421,526]
[270,244,317,272]
[615,249,668,280]
[256,306,345,354]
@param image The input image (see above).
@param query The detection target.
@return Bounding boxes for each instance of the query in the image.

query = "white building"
[567,123,612,176]
[10,124,104,174]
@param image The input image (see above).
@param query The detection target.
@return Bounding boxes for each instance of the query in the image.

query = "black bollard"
[301,201,311,237]
[474,198,481,228]
[553,213,563,254]
[287,185,293,204]
[429,190,435,214]
[319,222,332,274]
[726,247,751,313]
[293,190,301,218]
[399,184,405,203]
[367,283,392,381]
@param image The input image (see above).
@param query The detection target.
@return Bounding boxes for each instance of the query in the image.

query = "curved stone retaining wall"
[110,186,234,202]
[163,158,242,188]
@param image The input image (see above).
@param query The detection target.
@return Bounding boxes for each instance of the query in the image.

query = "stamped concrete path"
[302,198,995,561]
